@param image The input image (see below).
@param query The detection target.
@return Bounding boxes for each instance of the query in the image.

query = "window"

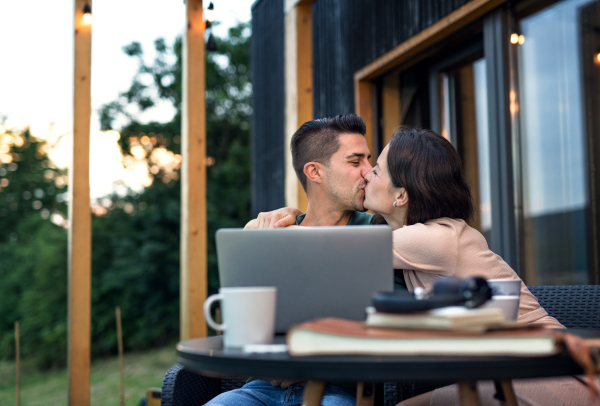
[514,0,599,284]
[437,57,493,244]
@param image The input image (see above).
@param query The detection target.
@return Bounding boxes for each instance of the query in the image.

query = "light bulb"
[205,11,214,22]
[83,4,92,25]
[510,33,518,44]
[518,35,525,45]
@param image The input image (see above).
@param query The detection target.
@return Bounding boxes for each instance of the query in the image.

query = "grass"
[0,345,177,406]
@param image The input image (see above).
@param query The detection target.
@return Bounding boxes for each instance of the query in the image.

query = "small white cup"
[481,295,520,321]
[487,279,522,297]
[204,287,277,348]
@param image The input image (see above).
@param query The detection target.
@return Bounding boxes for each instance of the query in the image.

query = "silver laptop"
[216,226,393,333]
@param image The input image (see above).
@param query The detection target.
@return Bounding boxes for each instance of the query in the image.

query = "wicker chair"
[161,285,600,406]
[526,285,600,329]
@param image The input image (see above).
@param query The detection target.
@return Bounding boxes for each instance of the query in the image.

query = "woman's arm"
[392,220,459,275]
[244,207,303,229]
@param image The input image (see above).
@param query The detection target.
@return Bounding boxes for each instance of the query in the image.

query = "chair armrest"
[161,364,221,406]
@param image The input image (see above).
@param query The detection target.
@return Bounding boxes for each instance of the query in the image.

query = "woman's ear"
[304,162,323,185]
[394,187,409,208]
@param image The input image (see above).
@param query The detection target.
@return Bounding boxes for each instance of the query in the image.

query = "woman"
[363,126,594,406]
[364,126,561,328]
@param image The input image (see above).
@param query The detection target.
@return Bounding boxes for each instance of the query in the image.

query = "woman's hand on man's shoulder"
[244,207,302,229]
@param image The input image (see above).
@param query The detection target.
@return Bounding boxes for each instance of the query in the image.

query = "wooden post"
[181,0,208,340]
[15,321,20,406]
[285,0,315,212]
[116,307,125,406]
[69,1,92,404]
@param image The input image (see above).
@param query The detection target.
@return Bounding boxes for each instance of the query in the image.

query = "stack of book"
[287,307,560,357]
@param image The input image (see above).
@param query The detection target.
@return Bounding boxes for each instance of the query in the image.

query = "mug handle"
[204,293,226,331]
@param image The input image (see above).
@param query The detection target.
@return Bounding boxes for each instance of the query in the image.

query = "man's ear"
[394,187,409,208]
[304,162,324,185]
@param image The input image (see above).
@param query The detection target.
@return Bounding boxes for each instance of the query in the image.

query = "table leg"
[499,380,518,406]
[458,381,480,406]
[356,382,374,406]
[302,381,325,406]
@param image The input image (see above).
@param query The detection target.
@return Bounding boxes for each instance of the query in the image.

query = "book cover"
[287,318,559,357]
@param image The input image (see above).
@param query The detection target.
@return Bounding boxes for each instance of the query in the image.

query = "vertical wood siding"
[251,0,286,215]
[312,0,471,118]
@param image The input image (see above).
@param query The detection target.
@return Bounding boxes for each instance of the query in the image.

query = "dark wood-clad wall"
[312,0,471,118]
[251,0,285,216]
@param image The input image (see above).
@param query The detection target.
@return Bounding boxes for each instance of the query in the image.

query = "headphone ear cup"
[433,277,492,308]
[432,277,464,296]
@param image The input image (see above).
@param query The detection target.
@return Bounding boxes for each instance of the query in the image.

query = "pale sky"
[0,0,253,199]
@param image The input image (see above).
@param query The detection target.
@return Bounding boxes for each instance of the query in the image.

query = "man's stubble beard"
[326,178,366,212]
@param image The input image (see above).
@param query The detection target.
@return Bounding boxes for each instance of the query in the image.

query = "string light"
[207,34,217,51]
[205,2,214,28]
[595,53,600,64]
[205,2,216,51]
[518,35,525,45]
[83,4,92,25]
[510,33,519,44]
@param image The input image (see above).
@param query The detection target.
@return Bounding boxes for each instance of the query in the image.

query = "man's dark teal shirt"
[294,211,375,225]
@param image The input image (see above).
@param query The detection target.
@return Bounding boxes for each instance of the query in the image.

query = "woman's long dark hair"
[385,126,473,225]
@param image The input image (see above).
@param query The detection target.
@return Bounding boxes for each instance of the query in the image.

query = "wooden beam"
[381,71,401,148]
[354,0,507,82]
[355,80,375,164]
[69,1,92,404]
[285,1,315,211]
[181,0,207,340]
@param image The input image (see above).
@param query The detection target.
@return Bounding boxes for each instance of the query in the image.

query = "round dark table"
[176,332,592,406]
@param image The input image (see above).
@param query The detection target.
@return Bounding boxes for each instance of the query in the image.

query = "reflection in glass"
[437,58,492,245]
[517,0,592,284]
[473,59,492,239]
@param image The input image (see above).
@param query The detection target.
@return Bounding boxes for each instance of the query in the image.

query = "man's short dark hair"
[291,114,366,191]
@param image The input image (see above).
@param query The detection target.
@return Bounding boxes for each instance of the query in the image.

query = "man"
[246,113,374,230]
[205,114,374,406]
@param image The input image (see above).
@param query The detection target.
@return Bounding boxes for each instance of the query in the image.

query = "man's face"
[322,133,372,211]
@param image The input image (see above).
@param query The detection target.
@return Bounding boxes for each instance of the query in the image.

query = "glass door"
[438,58,493,245]
[514,0,598,285]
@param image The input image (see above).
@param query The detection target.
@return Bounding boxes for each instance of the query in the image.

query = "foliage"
[0,128,69,368]
[93,23,252,354]
[0,23,251,368]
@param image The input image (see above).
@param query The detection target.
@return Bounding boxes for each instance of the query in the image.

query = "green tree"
[0,22,251,368]
[92,23,251,354]
[0,128,69,368]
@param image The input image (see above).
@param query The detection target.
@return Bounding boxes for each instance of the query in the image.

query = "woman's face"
[364,145,398,215]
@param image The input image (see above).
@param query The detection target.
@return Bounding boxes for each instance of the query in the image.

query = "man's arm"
[244,207,302,229]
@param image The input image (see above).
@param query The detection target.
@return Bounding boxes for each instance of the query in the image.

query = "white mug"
[204,287,277,348]
[487,279,522,297]
[481,295,520,321]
